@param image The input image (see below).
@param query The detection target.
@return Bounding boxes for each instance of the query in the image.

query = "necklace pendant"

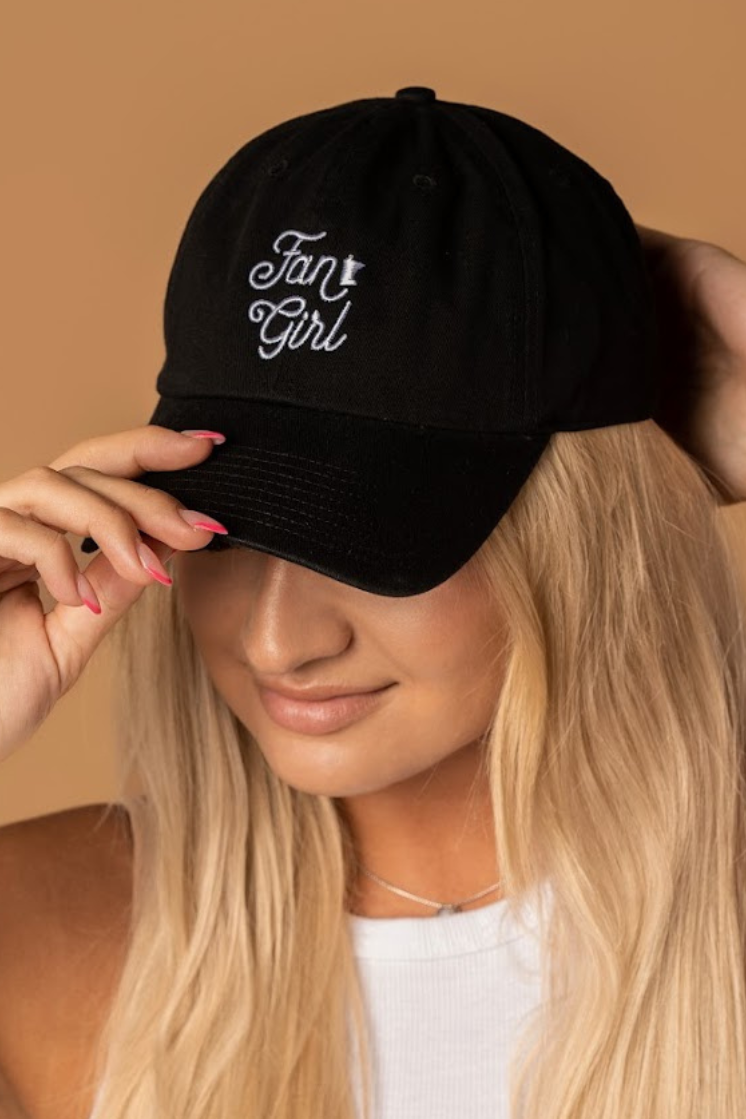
[437,903,461,915]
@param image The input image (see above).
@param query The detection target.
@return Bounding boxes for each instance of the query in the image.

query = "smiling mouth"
[258,683,396,735]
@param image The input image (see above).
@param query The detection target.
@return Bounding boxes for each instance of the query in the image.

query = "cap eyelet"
[267,158,289,177]
[412,173,437,191]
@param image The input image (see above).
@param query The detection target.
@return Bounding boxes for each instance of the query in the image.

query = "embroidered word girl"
[247,228,365,360]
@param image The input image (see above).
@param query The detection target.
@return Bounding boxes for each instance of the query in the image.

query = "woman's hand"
[0,426,224,763]
[636,224,746,506]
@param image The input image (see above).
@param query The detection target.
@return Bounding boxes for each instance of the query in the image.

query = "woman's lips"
[258,683,396,734]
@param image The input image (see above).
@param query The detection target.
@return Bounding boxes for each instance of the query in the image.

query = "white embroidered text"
[247,228,365,360]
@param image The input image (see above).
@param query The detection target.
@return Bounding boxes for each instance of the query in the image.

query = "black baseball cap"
[81,85,660,596]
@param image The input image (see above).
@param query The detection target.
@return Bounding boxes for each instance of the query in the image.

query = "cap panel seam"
[435,103,543,426]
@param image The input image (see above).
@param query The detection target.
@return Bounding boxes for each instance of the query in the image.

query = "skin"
[174,543,509,918]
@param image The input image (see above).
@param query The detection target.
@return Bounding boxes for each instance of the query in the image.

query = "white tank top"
[89,887,547,1118]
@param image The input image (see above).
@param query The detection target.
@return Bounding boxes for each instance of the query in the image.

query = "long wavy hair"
[78,416,746,1119]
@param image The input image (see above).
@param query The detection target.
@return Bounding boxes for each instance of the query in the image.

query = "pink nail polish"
[76,571,102,614]
[136,540,173,586]
[144,565,173,587]
[178,509,229,533]
[180,430,227,444]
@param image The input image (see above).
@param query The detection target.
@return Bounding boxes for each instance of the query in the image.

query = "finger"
[46,424,220,477]
[40,535,177,694]
[56,462,228,555]
[0,461,223,590]
[0,507,99,607]
[0,566,41,593]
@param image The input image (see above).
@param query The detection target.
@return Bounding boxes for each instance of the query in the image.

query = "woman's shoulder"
[0,803,133,1119]
[0,802,133,933]
[0,800,132,865]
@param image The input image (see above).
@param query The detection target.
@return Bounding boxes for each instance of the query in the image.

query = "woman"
[0,87,745,1119]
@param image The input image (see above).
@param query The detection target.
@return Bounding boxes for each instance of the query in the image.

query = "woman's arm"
[636,224,746,506]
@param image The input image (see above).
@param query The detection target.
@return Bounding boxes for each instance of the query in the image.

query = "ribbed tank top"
[89,886,547,1118]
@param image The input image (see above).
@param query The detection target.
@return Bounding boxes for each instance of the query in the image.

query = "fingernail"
[136,540,173,586]
[180,430,226,444]
[76,571,102,614]
[178,509,229,533]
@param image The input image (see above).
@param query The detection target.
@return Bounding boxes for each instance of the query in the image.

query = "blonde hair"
[78,417,746,1118]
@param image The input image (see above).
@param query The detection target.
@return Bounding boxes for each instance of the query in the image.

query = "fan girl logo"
[247,228,366,360]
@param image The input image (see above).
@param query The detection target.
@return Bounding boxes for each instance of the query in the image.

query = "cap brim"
[80,397,550,597]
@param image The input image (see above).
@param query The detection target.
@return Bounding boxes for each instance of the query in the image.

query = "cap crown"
[156,88,660,435]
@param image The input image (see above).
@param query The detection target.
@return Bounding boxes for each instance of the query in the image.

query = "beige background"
[1,1,745,826]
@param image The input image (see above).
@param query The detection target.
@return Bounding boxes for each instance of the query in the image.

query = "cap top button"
[395,87,436,103]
